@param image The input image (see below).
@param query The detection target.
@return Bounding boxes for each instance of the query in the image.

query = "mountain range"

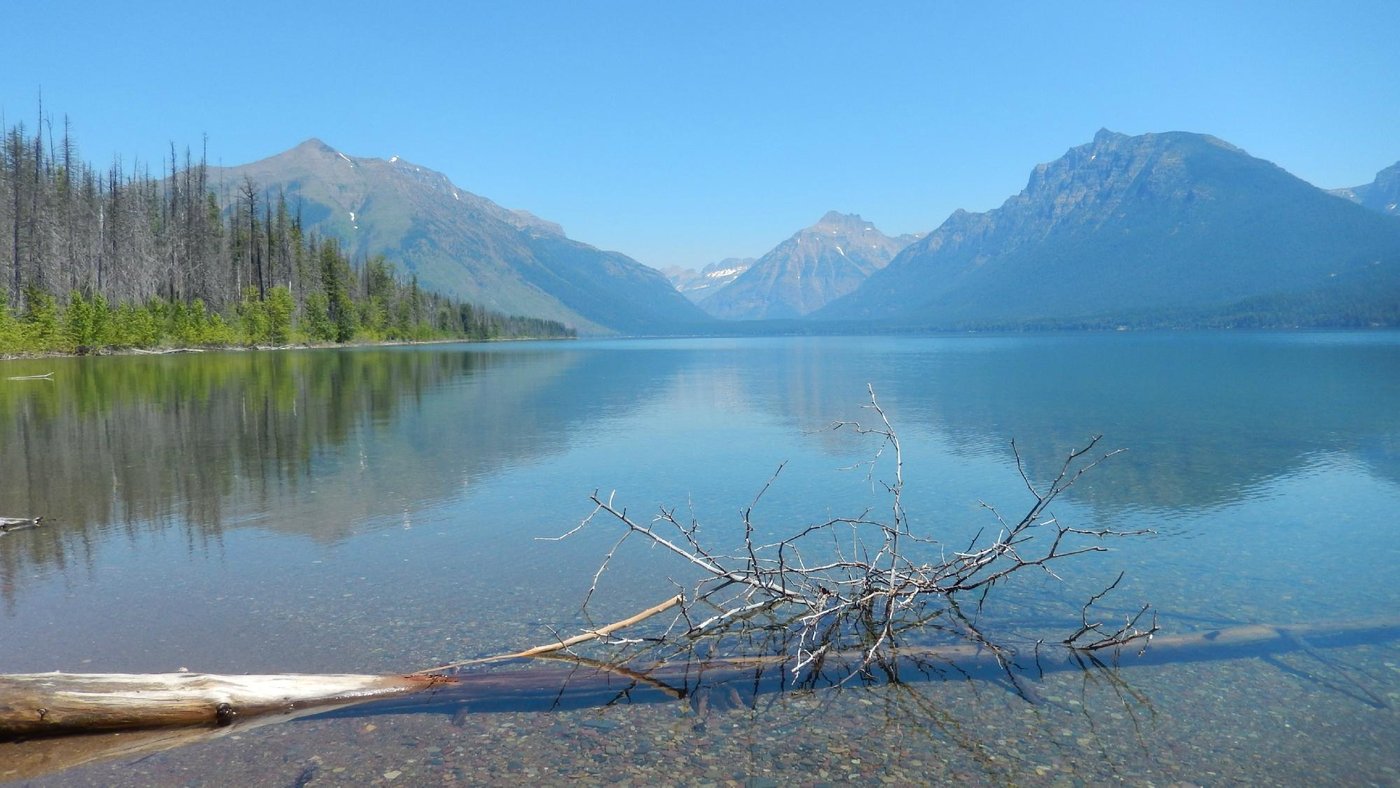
[211,132,1400,334]
[694,212,920,320]
[207,140,709,335]
[816,130,1400,328]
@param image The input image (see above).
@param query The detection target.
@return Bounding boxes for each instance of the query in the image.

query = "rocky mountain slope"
[818,130,1400,328]
[209,140,711,335]
[1330,161,1400,217]
[698,212,919,320]
[664,258,755,303]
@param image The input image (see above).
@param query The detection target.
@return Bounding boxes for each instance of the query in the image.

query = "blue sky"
[3,1,1398,270]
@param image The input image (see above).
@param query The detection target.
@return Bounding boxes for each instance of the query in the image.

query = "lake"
[2,332,1398,785]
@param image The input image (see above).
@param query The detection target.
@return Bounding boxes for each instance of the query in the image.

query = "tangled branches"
[555,385,1156,685]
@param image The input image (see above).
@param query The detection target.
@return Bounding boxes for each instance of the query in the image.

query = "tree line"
[0,112,574,354]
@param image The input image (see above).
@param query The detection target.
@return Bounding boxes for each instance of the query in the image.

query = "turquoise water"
[2,333,1398,784]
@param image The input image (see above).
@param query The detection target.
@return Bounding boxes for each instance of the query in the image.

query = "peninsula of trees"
[0,115,574,355]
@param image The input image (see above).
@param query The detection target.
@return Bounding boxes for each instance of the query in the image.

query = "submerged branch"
[557,386,1156,674]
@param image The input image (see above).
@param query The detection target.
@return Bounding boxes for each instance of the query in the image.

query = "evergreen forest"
[0,115,574,355]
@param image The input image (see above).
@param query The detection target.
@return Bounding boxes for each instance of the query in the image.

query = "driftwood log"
[0,596,685,743]
[3,615,1396,741]
[0,516,44,535]
[344,615,1400,718]
[0,672,452,740]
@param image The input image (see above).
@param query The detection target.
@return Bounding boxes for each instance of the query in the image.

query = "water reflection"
[0,345,598,601]
[689,333,1400,515]
[887,334,1400,515]
[3,334,1397,603]
[570,334,1400,519]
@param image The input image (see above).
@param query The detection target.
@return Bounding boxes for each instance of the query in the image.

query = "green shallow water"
[2,332,1398,784]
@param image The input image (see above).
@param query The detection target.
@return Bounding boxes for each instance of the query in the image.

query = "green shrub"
[303,292,336,343]
[21,287,62,351]
[64,291,112,352]
[265,286,294,344]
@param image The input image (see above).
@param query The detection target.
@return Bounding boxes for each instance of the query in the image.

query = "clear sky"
[3,1,1398,270]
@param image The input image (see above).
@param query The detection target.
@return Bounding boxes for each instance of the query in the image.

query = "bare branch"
[550,385,1153,686]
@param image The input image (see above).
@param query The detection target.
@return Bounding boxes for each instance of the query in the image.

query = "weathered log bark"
[0,672,451,740]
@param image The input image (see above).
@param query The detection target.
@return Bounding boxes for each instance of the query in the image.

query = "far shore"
[0,334,576,363]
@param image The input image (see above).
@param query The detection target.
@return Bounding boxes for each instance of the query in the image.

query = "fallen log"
[0,516,43,534]
[340,615,1400,719]
[0,596,682,743]
[3,614,1397,743]
[0,672,452,740]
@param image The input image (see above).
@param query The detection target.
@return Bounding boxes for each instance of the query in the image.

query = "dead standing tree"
[559,385,1159,689]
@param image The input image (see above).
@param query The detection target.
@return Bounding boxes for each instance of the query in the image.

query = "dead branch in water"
[413,594,684,672]
[559,385,1157,684]
[0,516,44,534]
[131,347,205,355]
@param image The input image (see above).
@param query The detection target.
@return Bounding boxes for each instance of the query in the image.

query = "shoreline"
[0,334,576,363]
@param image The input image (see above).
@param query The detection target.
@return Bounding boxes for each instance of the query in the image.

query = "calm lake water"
[2,333,1399,785]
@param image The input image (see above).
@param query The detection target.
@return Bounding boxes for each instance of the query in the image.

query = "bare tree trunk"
[9,130,21,307]
[240,177,263,300]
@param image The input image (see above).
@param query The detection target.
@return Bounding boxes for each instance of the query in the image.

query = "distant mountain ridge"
[1331,161,1400,217]
[665,258,755,302]
[208,140,710,335]
[698,211,920,319]
[819,129,1400,328]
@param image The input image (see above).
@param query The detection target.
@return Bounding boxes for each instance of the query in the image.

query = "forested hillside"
[0,117,573,355]
[205,139,713,335]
